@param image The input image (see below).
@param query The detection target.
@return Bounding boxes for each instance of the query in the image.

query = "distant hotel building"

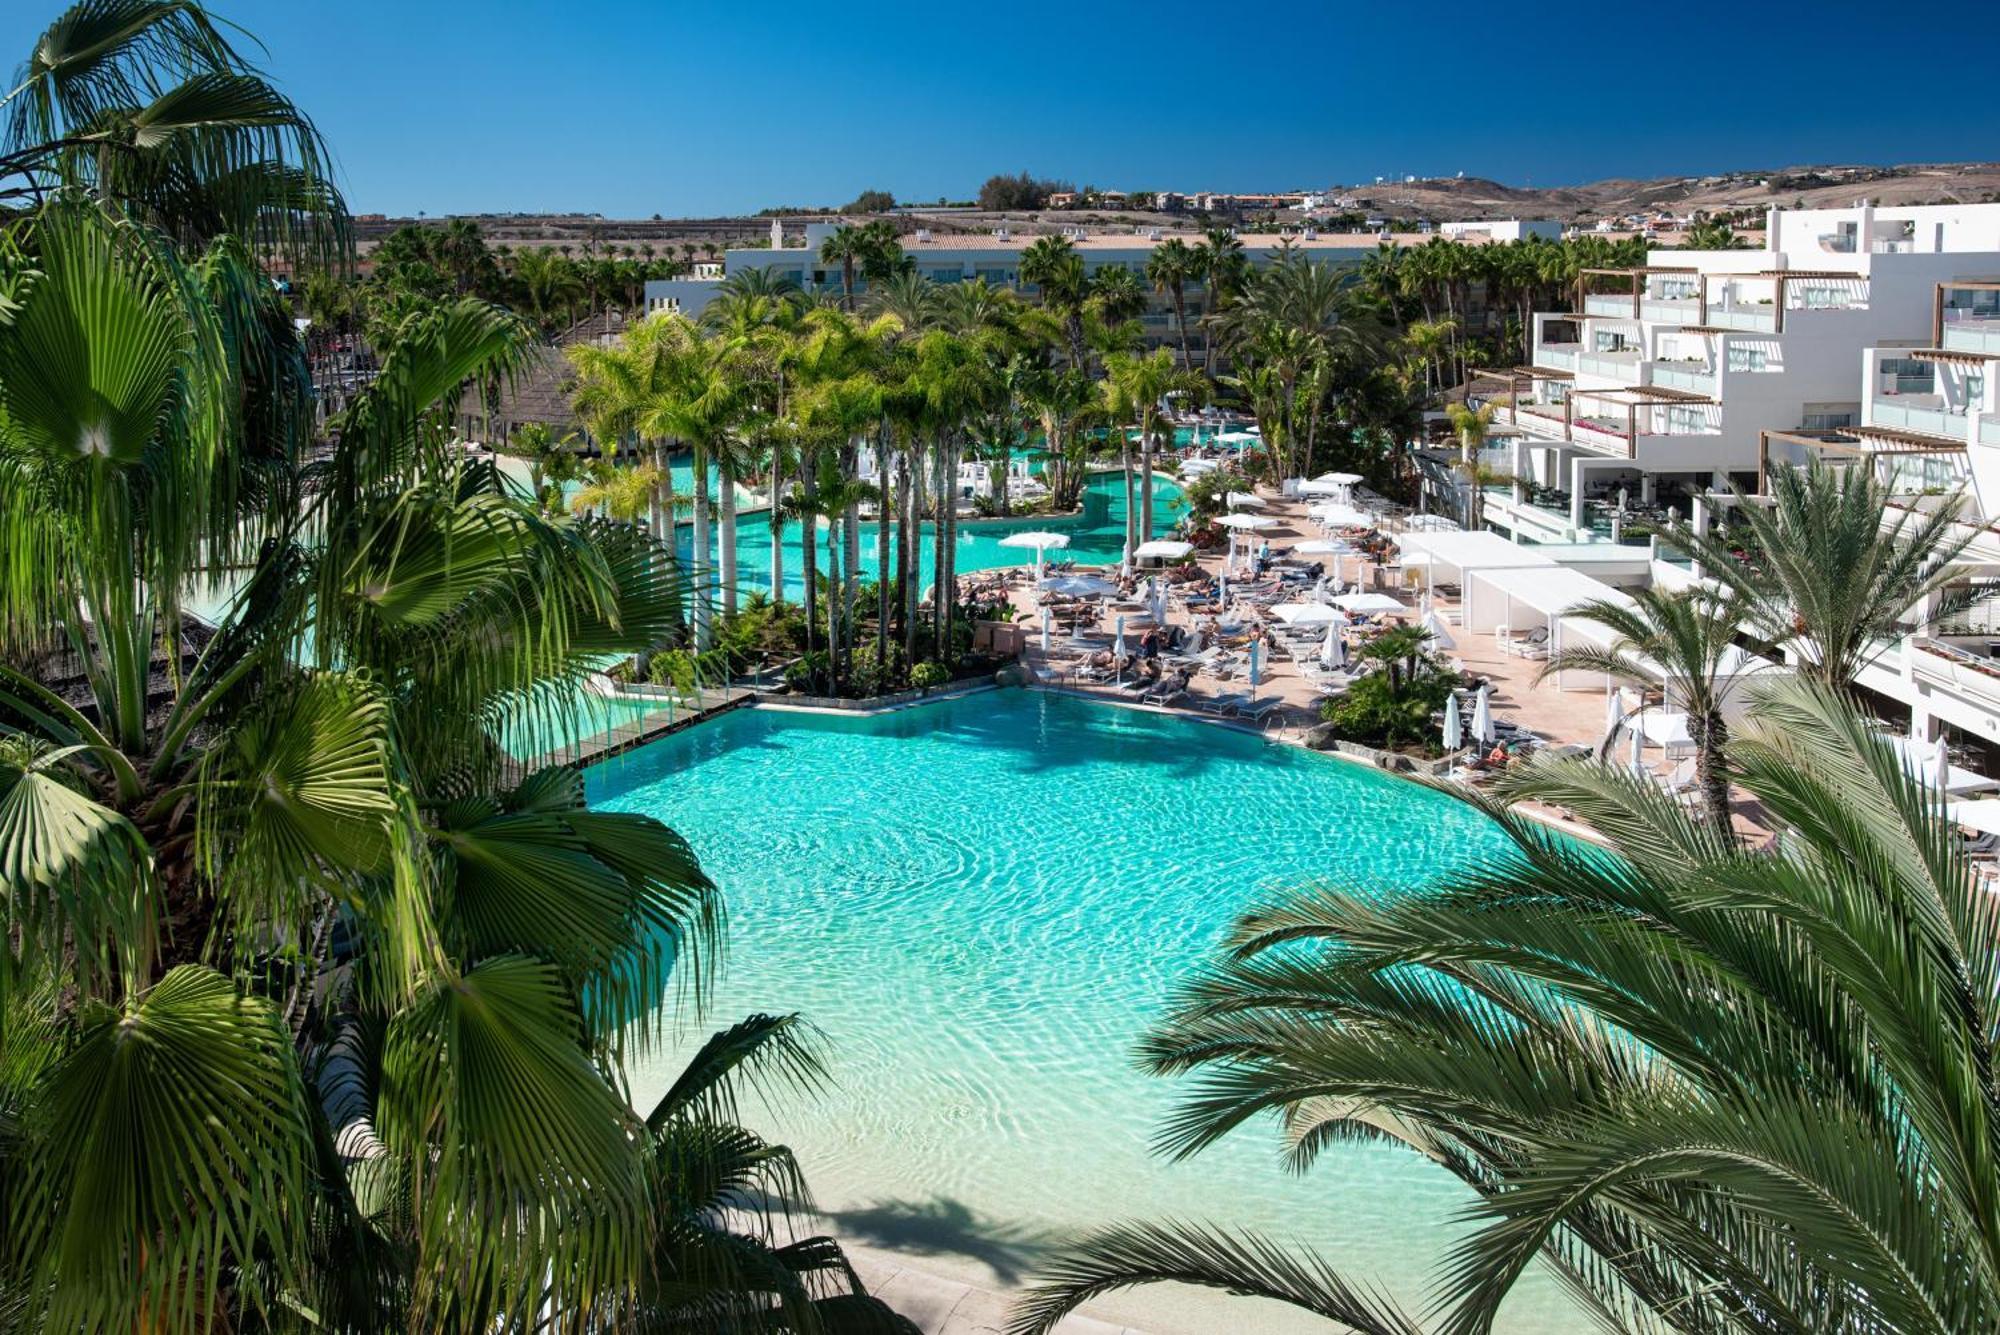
[643,217,1555,361]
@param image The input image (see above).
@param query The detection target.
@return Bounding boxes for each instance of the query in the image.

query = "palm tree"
[1682,218,1746,250]
[497,419,583,512]
[2,0,349,263]
[1540,585,1761,832]
[1103,349,1200,556]
[818,222,868,311]
[510,247,585,331]
[1146,237,1201,369]
[1015,676,2000,1335]
[1673,459,1982,689]
[1020,234,1090,369]
[0,187,898,1328]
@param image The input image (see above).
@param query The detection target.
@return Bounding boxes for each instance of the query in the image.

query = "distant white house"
[1438,219,1563,243]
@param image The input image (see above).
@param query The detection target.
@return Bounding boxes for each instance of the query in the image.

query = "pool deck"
[846,1245,1141,1335]
[985,477,1777,847]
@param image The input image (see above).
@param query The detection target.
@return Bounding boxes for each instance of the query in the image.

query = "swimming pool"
[593,692,1569,1333]
[677,470,1185,602]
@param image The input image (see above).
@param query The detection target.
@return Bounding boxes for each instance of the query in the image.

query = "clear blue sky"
[9,0,1996,217]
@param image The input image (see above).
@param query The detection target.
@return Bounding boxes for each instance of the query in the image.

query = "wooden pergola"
[1757,425,1966,493]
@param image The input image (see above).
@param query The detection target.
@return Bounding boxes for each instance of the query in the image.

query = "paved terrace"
[968,476,1776,846]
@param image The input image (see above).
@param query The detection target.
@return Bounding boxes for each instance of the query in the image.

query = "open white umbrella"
[1215,512,1278,531]
[1319,471,1364,485]
[1294,479,1347,497]
[1134,539,1193,561]
[999,530,1070,581]
[1442,693,1462,751]
[1041,574,1120,597]
[1332,592,1404,614]
[1473,683,1494,745]
[1294,538,1352,555]
[1226,491,1268,510]
[1273,602,1340,626]
[1419,608,1456,650]
[1310,503,1373,528]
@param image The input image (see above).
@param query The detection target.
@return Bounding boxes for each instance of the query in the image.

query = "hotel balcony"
[1935,280,2000,354]
[1535,342,1579,372]
[1575,349,1646,384]
[1640,296,1702,323]
[1941,315,2000,355]
[1862,346,2000,450]
[1650,363,1717,396]
[1583,293,1639,318]
[1705,271,1870,333]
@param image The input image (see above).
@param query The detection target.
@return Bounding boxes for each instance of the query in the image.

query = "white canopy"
[1295,479,1348,497]
[1216,430,1261,446]
[1631,709,1695,752]
[1216,512,1278,531]
[1332,592,1404,614]
[1464,566,1634,640]
[1227,492,1268,509]
[1133,539,1194,560]
[1403,513,1461,532]
[1294,539,1352,555]
[1318,471,1364,485]
[998,531,1071,551]
[1272,602,1341,626]
[1397,529,1556,586]
[1889,735,2000,795]
[1179,458,1220,475]
[1950,798,2000,837]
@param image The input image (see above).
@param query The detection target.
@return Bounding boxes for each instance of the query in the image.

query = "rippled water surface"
[592,692,1571,1332]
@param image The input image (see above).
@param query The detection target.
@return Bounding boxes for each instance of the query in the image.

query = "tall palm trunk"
[931,439,950,658]
[1138,415,1155,543]
[842,437,862,681]
[1120,437,1137,569]
[877,438,893,677]
[824,514,842,695]
[903,449,922,666]
[691,445,712,651]
[768,459,785,605]
[940,436,962,664]
[649,441,667,541]
[1171,286,1192,370]
[799,458,818,665]
[718,463,738,619]
[1694,711,1734,841]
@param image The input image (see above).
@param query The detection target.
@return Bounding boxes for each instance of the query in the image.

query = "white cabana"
[1272,602,1341,626]
[1395,529,1556,591]
[1226,492,1268,510]
[1133,538,1194,562]
[1552,616,1785,707]
[1332,592,1404,614]
[1403,513,1460,532]
[999,530,1071,580]
[1464,566,1636,660]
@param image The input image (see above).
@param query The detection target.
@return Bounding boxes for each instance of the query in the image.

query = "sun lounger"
[1230,696,1285,722]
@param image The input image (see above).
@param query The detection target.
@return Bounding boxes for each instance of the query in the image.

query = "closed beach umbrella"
[1248,638,1263,693]
[1040,605,1051,652]
[1629,724,1645,776]
[1442,693,1462,751]
[1604,687,1622,742]
[1114,614,1126,660]
[1217,572,1229,607]
[1473,682,1494,745]
[1419,608,1456,650]
[1934,736,1952,791]
[1319,620,1345,669]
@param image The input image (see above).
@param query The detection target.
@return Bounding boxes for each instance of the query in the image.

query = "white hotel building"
[1469,203,2000,548]
[1458,202,2000,758]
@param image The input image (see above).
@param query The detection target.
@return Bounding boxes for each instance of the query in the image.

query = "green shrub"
[909,661,950,691]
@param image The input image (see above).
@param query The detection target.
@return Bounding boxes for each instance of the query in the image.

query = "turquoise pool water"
[594,692,1568,1333]
[678,471,1184,602]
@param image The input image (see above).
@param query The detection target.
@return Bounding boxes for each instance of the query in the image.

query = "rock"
[994,661,1034,688]
[1302,722,1340,751]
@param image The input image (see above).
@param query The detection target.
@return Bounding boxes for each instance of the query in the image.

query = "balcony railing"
[1651,365,1716,395]
[1870,401,1970,440]
[1583,293,1638,318]
[1640,297,1700,323]
[1535,345,1578,371]
[1942,321,2000,355]
[1982,415,2000,448]
[1578,353,1643,383]
[1703,305,1779,332]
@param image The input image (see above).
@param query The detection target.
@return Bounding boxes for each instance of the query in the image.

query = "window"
[1726,346,1770,373]
[1664,406,1709,434]
[1801,409,1857,430]
[1879,356,1933,394]
[1657,278,1697,301]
